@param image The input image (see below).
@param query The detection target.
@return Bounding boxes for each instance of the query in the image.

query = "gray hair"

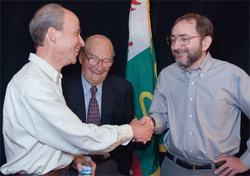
[29,3,65,47]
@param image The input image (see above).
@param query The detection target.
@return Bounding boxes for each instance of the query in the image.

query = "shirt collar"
[81,74,103,96]
[199,52,213,77]
[28,53,62,85]
[179,52,213,77]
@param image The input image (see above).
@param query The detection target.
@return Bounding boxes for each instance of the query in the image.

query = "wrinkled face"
[56,9,84,66]
[79,36,113,86]
[171,20,203,68]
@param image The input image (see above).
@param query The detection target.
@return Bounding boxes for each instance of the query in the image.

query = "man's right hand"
[129,116,154,144]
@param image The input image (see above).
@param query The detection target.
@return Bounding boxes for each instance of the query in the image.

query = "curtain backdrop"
[1,1,249,175]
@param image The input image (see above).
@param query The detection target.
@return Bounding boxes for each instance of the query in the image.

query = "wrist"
[149,116,156,127]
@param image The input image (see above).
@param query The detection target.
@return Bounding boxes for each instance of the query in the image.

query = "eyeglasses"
[83,52,113,67]
[166,35,201,46]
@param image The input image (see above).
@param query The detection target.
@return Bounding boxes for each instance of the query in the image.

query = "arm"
[19,81,133,155]
[214,70,250,175]
[147,76,169,134]
[20,81,151,155]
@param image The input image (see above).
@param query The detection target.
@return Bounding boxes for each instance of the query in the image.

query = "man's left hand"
[72,155,97,176]
[214,156,249,176]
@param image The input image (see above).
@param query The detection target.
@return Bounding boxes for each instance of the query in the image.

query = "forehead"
[85,38,113,58]
[63,9,80,28]
[172,19,198,36]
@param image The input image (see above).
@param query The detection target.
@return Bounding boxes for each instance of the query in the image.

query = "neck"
[36,46,62,73]
[186,52,207,72]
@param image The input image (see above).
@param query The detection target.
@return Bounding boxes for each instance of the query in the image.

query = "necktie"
[87,86,101,125]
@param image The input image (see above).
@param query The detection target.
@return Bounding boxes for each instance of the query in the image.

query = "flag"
[125,0,160,175]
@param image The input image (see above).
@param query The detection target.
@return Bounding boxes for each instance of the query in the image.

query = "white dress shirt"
[1,53,133,175]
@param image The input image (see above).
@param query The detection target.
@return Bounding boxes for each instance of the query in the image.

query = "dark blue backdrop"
[1,1,249,174]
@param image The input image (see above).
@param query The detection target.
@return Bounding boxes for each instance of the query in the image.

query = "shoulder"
[105,74,132,87]
[11,62,52,93]
[158,62,178,80]
[63,72,81,84]
[103,75,133,95]
[62,72,81,89]
[211,58,248,76]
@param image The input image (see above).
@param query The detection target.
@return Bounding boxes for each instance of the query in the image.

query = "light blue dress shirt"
[81,74,102,121]
[149,52,250,168]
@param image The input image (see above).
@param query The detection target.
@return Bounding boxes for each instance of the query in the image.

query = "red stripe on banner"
[131,153,142,176]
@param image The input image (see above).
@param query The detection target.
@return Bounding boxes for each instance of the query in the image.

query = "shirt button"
[191,81,194,85]
[190,98,193,101]
[190,149,193,153]
[189,114,192,118]
[190,132,192,135]
[200,74,203,77]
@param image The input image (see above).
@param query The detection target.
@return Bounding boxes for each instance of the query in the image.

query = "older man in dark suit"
[63,34,135,175]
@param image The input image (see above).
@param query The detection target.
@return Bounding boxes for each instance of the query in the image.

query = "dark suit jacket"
[62,73,135,175]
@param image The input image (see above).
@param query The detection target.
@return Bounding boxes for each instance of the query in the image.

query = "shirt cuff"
[240,150,250,168]
[117,124,133,145]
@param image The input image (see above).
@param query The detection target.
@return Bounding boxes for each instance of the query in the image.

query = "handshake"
[129,116,155,144]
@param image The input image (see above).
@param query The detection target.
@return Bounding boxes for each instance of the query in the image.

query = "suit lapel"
[68,76,86,123]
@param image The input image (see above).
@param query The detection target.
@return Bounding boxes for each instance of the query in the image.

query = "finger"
[135,138,142,142]
[214,165,225,175]
[228,169,237,176]
[73,159,82,171]
[214,156,227,163]
[140,118,146,125]
[215,162,232,175]
[220,167,233,176]
[91,162,96,176]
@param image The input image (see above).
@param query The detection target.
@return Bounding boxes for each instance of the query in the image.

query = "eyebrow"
[87,53,113,61]
[171,34,189,37]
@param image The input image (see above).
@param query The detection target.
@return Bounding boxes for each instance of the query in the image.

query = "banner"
[125,0,160,175]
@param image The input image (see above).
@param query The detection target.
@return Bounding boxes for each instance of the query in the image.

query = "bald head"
[83,34,115,58]
[79,34,114,86]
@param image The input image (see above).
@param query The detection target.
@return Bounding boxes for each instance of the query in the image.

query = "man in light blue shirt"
[147,13,250,175]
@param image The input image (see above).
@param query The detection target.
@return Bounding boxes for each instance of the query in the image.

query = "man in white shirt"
[0,3,154,175]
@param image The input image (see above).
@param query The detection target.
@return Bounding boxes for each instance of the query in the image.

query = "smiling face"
[56,9,85,66]
[171,19,205,69]
[79,35,114,86]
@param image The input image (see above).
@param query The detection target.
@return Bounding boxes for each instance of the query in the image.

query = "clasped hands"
[130,116,154,144]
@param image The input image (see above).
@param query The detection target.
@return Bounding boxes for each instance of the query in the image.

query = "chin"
[71,58,77,64]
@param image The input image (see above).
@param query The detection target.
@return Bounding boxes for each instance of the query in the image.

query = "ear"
[78,54,83,65]
[47,27,57,43]
[202,36,212,51]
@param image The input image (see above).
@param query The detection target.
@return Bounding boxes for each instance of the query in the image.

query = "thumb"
[140,118,146,125]
[75,159,83,171]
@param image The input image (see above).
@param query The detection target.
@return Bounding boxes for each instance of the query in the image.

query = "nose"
[79,35,85,47]
[96,60,105,71]
[171,38,182,50]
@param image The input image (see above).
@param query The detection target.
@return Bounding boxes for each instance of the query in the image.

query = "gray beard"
[173,44,202,68]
